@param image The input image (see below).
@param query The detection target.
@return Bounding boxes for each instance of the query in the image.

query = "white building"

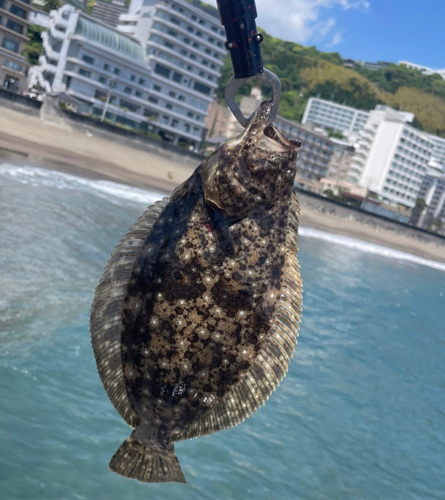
[29,0,225,149]
[348,106,433,208]
[302,97,370,138]
[417,167,445,227]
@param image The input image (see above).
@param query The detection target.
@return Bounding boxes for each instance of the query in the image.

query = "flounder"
[90,101,303,484]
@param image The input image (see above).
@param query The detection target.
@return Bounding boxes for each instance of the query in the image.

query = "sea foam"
[299,227,445,272]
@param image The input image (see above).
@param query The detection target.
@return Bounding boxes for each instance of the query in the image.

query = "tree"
[409,197,427,225]
[42,0,61,13]
[23,25,44,65]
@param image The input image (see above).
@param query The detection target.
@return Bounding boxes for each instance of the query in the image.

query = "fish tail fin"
[109,434,186,484]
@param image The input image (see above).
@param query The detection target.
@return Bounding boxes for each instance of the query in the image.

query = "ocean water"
[1,164,444,500]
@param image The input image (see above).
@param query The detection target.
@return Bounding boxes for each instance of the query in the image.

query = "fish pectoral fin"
[206,205,236,257]
[109,433,186,484]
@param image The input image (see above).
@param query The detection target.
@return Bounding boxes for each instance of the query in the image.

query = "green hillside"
[216,32,445,138]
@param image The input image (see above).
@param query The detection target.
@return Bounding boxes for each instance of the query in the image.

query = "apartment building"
[0,0,33,92]
[302,97,370,138]
[29,0,225,149]
[348,106,433,208]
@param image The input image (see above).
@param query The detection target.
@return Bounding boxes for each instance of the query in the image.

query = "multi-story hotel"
[29,0,225,150]
[348,106,433,208]
[302,97,370,138]
[0,0,33,92]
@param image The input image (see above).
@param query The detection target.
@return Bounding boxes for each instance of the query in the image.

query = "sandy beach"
[1,105,445,264]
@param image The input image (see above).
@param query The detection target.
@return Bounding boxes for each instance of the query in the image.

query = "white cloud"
[330,31,343,47]
[206,0,369,45]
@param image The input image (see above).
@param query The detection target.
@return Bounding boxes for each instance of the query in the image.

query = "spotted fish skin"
[91,101,303,484]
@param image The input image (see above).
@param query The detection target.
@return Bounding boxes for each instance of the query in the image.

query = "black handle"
[217,0,264,79]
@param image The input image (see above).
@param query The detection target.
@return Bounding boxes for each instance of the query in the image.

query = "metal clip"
[224,68,282,128]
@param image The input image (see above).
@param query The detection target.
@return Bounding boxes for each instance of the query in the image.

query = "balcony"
[117,25,136,35]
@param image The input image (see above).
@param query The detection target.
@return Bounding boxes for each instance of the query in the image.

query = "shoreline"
[1,105,445,265]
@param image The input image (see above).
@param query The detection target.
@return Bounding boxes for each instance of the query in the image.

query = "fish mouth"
[261,123,301,152]
[247,101,302,153]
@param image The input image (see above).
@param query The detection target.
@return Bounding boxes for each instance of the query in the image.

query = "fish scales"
[90,101,303,484]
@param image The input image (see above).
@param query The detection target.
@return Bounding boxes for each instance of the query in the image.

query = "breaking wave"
[0,163,165,205]
[299,227,445,272]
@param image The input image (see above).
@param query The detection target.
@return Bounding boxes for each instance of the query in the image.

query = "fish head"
[202,101,301,220]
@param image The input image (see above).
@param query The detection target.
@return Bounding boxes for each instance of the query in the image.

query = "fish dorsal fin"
[90,198,170,428]
[176,193,302,440]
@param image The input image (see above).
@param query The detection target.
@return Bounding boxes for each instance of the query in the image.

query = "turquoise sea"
[1,164,444,500]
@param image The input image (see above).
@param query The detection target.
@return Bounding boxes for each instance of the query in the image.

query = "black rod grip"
[217,0,264,79]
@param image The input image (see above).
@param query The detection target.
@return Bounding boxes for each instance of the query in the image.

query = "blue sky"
[208,0,445,68]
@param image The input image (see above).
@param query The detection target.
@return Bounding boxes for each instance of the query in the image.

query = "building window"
[94,90,107,101]
[1,36,19,53]
[169,91,176,98]
[130,75,136,81]
[178,95,185,101]
[6,20,24,34]
[98,76,107,84]
[154,64,170,78]
[143,108,158,120]
[78,68,92,77]
[173,72,182,83]
[148,96,158,104]
[4,60,22,72]
[124,86,132,94]
[82,55,95,65]
[104,63,110,71]
[119,99,139,113]
[9,5,26,18]
[153,84,161,92]
[193,82,211,95]
[114,68,120,75]
[165,103,172,110]
[135,91,142,98]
